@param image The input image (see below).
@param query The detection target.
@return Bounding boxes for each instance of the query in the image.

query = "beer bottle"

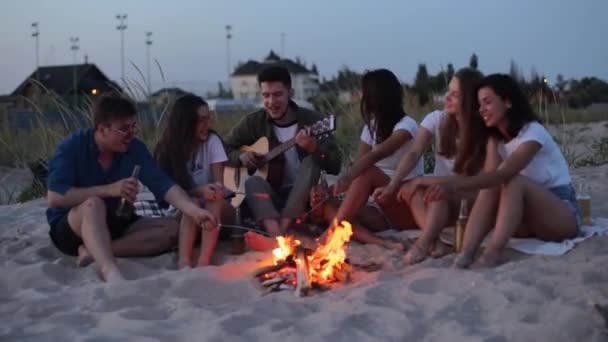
[116,165,140,219]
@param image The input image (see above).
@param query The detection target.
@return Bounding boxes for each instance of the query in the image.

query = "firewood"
[295,246,312,297]
[261,283,281,296]
[252,262,286,278]
[261,277,285,287]
[333,263,352,283]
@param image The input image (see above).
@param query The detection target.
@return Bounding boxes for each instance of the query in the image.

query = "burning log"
[295,246,312,297]
[261,277,285,287]
[252,262,288,278]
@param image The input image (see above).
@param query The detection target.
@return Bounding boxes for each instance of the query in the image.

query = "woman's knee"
[81,197,106,214]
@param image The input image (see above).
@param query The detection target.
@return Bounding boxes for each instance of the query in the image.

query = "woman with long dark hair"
[328,68,422,244]
[373,68,487,265]
[412,74,581,268]
[155,94,235,268]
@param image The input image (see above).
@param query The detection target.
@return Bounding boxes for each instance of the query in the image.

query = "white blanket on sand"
[398,218,608,256]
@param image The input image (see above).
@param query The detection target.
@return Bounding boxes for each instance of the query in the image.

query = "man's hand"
[295,129,317,153]
[107,177,138,203]
[191,207,218,231]
[239,151,264,169]
[201,183,224,201]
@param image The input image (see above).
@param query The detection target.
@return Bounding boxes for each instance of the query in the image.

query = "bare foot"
[452,253,474,269]
[77,245,93,267]
[470,252,501,269]
[244,232,277,251]
[100,266,126,283]
[403,243,428,265]
[178,259,193,270]
[430,240,453,258]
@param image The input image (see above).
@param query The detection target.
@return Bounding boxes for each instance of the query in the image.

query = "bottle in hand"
[455,198,469,253]
[115,165,140,220]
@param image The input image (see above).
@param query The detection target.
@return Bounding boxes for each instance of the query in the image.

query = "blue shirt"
[46,129,175,226]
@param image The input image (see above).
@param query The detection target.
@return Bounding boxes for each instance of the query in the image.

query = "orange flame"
[271,220,352,284]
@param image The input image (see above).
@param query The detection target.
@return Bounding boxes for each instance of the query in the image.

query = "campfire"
[253,220,353,297]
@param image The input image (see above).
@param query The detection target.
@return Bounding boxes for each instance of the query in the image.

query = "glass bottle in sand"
[576,183,591,226]
[116,165,140,220]
[455,198,469,253]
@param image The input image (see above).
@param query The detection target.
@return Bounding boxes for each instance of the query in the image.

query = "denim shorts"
[548,183,583,236]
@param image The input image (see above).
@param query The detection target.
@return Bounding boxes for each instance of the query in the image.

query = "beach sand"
[1,122,608,341]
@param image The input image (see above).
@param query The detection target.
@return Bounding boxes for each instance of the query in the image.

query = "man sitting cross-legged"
[46,94,216,283]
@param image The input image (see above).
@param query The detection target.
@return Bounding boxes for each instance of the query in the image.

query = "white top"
[273,123,300,188]
[360,115,423,180]
[187,134,228,187]
[498,121,571,188]
[420,110,455,176]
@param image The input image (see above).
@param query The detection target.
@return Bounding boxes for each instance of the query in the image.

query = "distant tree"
[566,77,608,108]
[509,59,524,84]
[414,63,431,106]
[311,63,319,75]
[216,82,232,99]
[469,53,479,70]
[446,63,455,82]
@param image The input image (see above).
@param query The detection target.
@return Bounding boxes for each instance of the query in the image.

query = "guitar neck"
[264,138,296,162]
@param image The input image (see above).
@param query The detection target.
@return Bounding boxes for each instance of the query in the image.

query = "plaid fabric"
[134,200,170,218]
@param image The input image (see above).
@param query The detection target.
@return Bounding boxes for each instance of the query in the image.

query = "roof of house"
[11,64,120,96]
[150,87,189,98]
[232,50,313,76]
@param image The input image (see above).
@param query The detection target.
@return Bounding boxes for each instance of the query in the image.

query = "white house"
[230,51,320,101]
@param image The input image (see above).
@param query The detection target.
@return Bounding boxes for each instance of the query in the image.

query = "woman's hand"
[200,183,224,201]
[372,183,398,205]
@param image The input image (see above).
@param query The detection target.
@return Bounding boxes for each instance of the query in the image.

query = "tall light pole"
[145,31,153,95]
[116,14,128,82]
[70,37,80,107]
[225,25,232,82]
[31,22,40,81]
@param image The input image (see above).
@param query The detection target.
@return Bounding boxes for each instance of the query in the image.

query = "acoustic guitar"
[224,115,336,207]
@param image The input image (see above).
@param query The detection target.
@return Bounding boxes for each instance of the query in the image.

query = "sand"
[1,122,608,341]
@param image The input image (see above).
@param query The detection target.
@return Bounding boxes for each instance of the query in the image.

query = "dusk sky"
[2,0,607,95]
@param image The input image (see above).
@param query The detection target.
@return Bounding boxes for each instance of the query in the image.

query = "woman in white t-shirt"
[414,74,581,268]
[155,95,235,269]
[329,69,422,247]
[373,68,487,265]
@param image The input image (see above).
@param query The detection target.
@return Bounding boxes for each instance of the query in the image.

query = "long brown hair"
[478,74,541,140]
[154,94,208,189]
[438,68,487,175]
[360,69,406,144]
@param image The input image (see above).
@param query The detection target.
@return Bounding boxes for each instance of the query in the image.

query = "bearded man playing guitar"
[223,66,341,248]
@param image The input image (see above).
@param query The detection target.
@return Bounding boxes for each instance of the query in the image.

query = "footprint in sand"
[36,245,60,260]
[583,270,608,285]
[41,262,78,285]
[408,277,438,294]
[520,312,540,324]
[26,302,74,320]
[47,313,98,331]
[220,313,267,334]
[91,294,153,313]
[119,306,172,321]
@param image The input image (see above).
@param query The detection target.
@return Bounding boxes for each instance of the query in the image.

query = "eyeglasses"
[110,123,138,136]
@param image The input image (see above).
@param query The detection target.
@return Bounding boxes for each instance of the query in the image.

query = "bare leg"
[325,200,403,250]
[78,217,178,267]
[177,214,197,269]
[453,188,500,269]
[334,167,389,222]
[404,196,451,265]
[244,231,278,251]
[197,200,222,267]
[473,176,578,268]
[67,197,124,283]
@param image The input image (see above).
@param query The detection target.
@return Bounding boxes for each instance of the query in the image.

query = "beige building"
[230,51,319,101]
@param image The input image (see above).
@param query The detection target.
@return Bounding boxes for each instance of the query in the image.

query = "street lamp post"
[145,32,153,95]
[225,25,232,82]
[70,37,80,107]
[116,14,128,82]
[31,22,40,81]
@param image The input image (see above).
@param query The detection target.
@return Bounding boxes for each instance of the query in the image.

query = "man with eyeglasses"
[46,94,216,283]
